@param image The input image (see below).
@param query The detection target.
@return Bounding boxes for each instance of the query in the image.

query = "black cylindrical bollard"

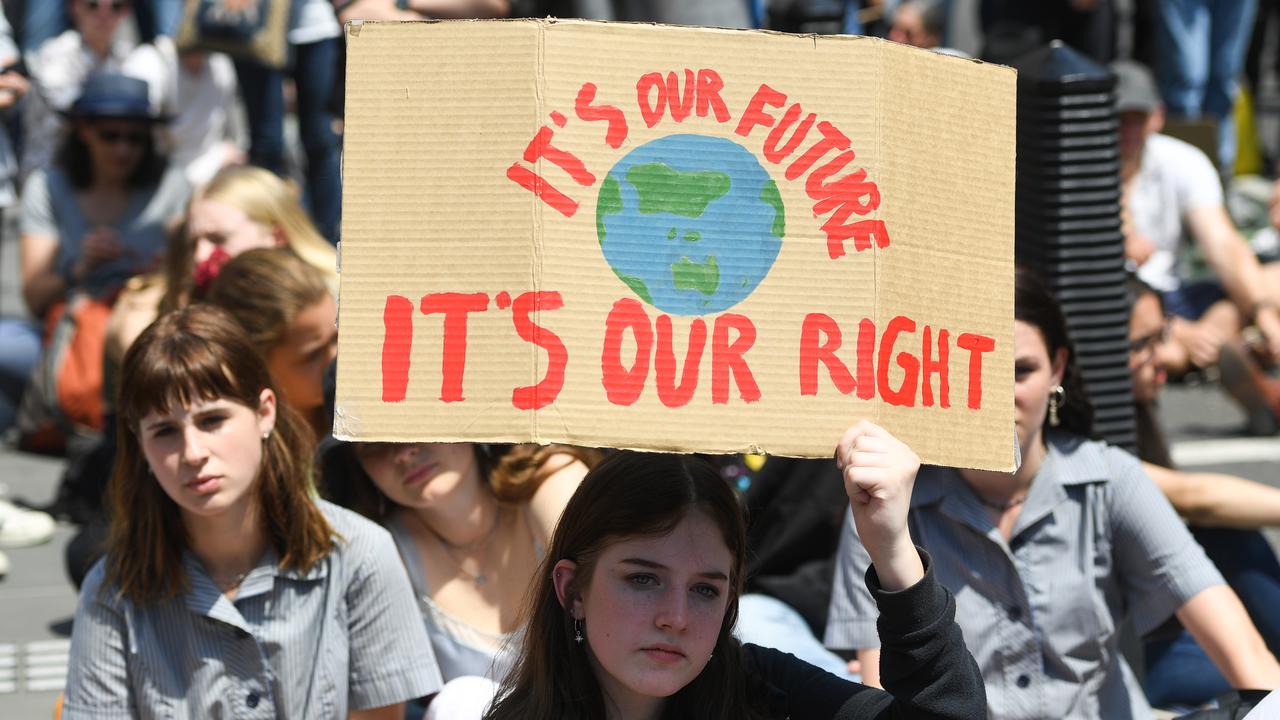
[1014,41,1135,451]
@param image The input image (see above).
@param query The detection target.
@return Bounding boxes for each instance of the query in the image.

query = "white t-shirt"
[290,0,342,45]
[1128,133,1223,292]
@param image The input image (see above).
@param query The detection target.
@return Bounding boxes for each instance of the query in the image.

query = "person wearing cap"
[1116,59,1280,430]
[20,71,189,323]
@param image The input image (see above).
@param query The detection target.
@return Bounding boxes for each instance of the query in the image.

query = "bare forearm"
[1190,207,1273,311]
[1144,461,1280,529]
[22,269,66,318]
[857,647,881,688]
[1211,231,1271,312]
[864,533,924,592]
[1178,585,1280,689]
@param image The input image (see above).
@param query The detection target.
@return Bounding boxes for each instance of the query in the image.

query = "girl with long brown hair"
[62,304,441,719]
[484,438,986,720]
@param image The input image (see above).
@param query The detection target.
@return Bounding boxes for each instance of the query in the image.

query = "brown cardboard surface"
[336,19,1016,470]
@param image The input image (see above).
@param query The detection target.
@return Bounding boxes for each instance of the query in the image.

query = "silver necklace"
[408,506,505,587]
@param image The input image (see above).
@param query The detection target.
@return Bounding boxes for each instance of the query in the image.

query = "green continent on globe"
[617,273,654,304]
[760,180,785,238]
[626,163,731,218]
[671,255,720,296]
[597,176,624,245]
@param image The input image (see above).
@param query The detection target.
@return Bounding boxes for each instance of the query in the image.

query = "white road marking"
[26,653,67,666]
[23,640,69,653]
[1171,437,1280,466]
[27,677,65,692]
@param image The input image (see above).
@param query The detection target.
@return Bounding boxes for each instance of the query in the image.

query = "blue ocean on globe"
[596,134,784,316]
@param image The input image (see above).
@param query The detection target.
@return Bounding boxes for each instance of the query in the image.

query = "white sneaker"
[0,499,56,548]
[0,549,9,579]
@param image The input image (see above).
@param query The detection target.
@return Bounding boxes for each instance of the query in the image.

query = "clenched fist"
[835,420,924,591]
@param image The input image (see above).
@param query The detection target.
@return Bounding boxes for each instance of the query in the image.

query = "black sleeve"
[744,548,986,720]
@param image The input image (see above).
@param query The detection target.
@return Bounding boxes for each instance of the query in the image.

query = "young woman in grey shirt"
[826,268,1280,719]
[63,305,442,719]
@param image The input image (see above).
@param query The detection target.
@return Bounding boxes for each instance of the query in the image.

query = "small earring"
[1049,385,1065,427]
[574,617,584,645]
[262,430,271,440]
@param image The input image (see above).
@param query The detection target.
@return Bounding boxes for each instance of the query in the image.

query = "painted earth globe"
[596,134,784,316]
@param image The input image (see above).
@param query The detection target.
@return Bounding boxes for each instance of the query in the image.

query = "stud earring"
[574,618,584,645]
[1049,385,1065,427]
[262,430,271,440]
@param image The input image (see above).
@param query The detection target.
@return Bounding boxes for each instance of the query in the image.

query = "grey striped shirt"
[825,433,1223,720]
[64,500,443,719]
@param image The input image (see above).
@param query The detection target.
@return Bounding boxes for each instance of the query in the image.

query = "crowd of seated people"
[2,2,1280,719]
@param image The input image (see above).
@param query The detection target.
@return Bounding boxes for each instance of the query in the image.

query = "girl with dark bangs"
[485,439,986,720]
[62,304,442,719]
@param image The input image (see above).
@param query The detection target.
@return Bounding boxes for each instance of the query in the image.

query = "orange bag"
[17,294,112,442]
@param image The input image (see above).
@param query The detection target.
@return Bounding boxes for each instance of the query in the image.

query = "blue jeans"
[234,37,343,244]
[1154,0,1258,173]
[20,0,182,51]
[735,593,859,682]
[0,317,41,436]
[1145,526,1280,708]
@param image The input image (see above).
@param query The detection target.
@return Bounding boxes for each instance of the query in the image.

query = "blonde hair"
[163,166,337,311]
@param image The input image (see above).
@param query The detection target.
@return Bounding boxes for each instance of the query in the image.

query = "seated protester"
[1128,278,1280,708]
[825,268,1280,719]
[63,304,441,718]
[484,446,988,720]
[17,71,188,440]
[207,248,336,441]
[1116,60,1280,425]
[318,441,596,718]
[62,207,333,586]
[21,0,149,180]
[21,71,188,319]
[105,165,338,382]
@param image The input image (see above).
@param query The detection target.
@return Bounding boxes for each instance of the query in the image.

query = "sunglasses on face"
[94,128,148,147]
[83,0,128,13]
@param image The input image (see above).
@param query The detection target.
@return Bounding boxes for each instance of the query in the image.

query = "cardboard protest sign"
[336,19,1017,470]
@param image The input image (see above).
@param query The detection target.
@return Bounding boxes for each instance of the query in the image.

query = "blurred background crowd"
[2,0,1280,717]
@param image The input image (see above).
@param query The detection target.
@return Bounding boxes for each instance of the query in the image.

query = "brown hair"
[485,451,767,720]
[1015,266,1096,437]
[205,248,330,351]
[323,443,601,523]
[161,166,337,313]
[107,304,335,604]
